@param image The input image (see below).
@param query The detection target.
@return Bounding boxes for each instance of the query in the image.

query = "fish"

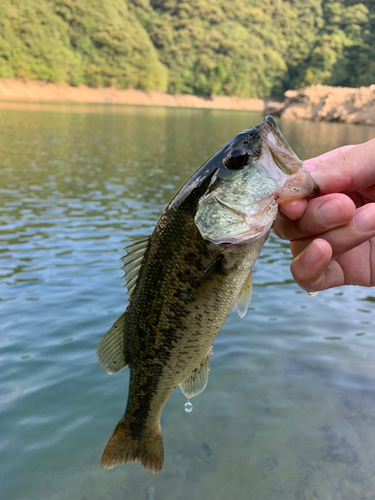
[96,115,318,473]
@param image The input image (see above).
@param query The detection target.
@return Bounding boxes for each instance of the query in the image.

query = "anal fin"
[179,348,213,399]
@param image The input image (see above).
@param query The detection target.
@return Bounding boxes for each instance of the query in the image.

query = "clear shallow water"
[1,103,375,500]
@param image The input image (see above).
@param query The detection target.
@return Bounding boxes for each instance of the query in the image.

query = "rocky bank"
[266,84,375,126]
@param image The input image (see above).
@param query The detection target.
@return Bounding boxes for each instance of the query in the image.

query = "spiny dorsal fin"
[96,312,128,374]
[235,270,252,319]
[179,347,213,399]
[120,236,151,297]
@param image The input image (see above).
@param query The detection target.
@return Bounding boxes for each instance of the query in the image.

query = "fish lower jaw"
[276,167,319,201]
[236,201,278,243]
[205,197,277,245]
[243,199,277,225]
[241,219,274,243]
[209,218,274,245]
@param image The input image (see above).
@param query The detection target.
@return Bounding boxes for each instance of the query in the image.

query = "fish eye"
[226,149,250,170]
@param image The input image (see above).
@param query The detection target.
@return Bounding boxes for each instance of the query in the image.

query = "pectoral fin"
[235,271,252,318]
[96,312,129,374]
[191,255,226,300]
[179,348,213,399]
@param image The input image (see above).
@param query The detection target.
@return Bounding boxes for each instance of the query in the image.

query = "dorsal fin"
[120,236,151,296]
[179,347,213,399]
[96,312,129,374]
[235,270,252,318]
[97,238,151,374]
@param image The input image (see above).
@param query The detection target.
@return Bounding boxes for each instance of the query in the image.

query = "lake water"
[2,103,375,500]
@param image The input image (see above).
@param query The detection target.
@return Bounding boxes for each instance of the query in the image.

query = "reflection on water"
[1,104,375,500]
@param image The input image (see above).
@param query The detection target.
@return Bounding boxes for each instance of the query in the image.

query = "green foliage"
[291,0,371,88]
[0,0,167,90]
[1,0,375,97]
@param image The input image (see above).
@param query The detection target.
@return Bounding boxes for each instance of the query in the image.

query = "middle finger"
[274,194,356,241]
[290,203,375,259]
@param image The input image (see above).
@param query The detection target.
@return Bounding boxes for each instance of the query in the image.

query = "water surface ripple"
[1,104,375,500]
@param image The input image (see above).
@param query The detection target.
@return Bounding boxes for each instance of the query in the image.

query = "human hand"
[273,139,375,291]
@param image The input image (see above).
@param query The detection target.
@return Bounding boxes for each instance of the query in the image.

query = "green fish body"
[97,116,318,473]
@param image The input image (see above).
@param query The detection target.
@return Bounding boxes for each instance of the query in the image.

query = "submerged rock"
[265,84,375,126]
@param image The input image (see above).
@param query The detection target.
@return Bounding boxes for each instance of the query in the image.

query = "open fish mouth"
[259,116,319,200]
[194,116,318,245]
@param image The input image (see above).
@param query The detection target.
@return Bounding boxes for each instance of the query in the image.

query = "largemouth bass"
[97,116,318,473]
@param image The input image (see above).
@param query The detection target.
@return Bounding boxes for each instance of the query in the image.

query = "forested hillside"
[0,0,374,97]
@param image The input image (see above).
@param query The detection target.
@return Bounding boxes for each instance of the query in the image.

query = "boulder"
[265,84,375,126]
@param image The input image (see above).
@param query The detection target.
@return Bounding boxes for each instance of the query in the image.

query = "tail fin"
[100,418,164,474]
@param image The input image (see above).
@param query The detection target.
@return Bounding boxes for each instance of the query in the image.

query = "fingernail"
[318,199,348,225]
[304,164,316,173]
[353,206,375,232]
[277,207,288,219]
[304,241,324,264]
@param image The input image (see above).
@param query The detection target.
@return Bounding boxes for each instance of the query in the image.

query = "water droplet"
[185,400,193,413]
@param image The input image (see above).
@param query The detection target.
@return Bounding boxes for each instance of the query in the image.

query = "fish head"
[194,115,318,244]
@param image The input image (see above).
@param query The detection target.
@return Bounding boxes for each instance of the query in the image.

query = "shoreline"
[2,79,374,126]
[0,78,275,112]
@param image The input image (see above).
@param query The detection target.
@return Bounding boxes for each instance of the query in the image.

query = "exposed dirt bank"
[5,80,373,126]
[266,84,375,126]
[0,78,277,112]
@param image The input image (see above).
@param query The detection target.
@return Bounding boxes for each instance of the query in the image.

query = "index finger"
[303,145,356,166]
[279,140,375,219]
[308,138,375,195]
[275,193,356,241]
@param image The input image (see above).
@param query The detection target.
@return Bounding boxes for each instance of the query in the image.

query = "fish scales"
[123,198,262,436]
[96,116,319,473]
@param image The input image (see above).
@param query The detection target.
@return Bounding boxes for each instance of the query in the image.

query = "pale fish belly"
[131,232,270,431]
